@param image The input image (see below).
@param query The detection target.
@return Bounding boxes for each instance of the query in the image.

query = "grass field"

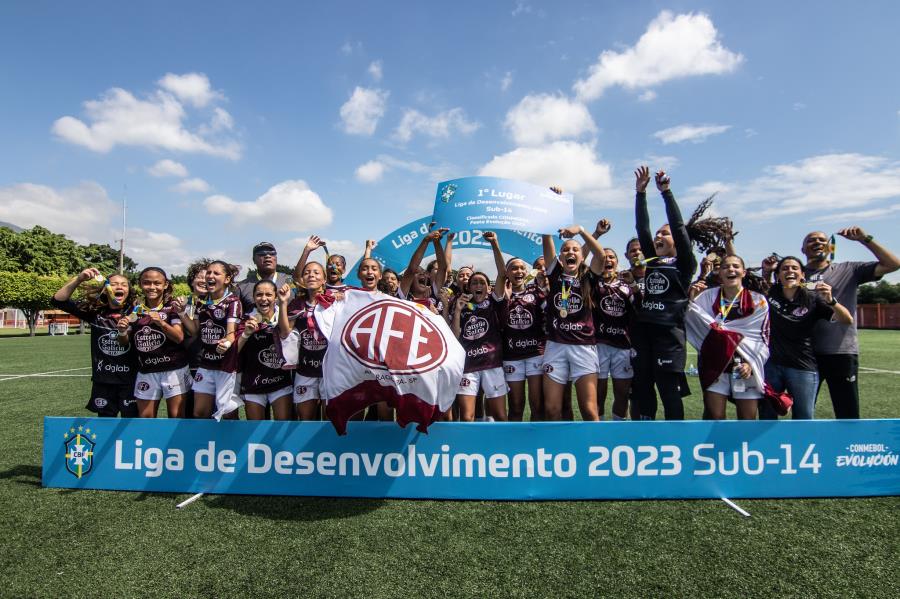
[1,332,898,598]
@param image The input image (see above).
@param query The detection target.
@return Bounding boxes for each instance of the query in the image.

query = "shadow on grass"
[0,464,42,487]
[204,493,386,521]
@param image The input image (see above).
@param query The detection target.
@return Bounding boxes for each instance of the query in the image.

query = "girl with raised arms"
[452,231,508,422]
[236,280,294,420]
[501,252,547,421]
[116,267,190,418]
[540,211,608,422]
[399,227,448,312]
[179,260,242,420]
[53,267,138,417]
[292,235,349,293]
[631,166,697,421]
[355,250,395,422]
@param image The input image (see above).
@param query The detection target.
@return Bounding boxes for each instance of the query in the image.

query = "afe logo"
[341,299,447,374]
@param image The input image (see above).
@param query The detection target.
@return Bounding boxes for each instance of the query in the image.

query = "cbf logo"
[63,425,96,478]
[440,182,458,203]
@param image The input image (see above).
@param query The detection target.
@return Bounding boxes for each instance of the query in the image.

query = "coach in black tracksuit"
[631,166,697,420]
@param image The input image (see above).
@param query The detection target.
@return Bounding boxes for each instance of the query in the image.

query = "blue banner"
[345,216,543,286]
[432,176,574,236]
[44,418,900,500]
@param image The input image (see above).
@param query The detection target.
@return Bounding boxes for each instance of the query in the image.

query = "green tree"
[0,226,136,275]
[0,271,69,336]
[858,281,900,304]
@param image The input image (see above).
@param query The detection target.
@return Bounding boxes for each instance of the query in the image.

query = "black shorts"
[631,322,687,373]
[88,382,138,418]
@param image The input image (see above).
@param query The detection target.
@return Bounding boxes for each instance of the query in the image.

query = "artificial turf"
[0,332,898,598]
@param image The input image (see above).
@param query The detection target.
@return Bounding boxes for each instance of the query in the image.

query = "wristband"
[827,298,837,306]
[863,234,874,244]
[221,340,233,349]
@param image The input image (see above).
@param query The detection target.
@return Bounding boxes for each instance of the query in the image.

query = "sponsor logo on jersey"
[194,371,204,382]
[553,292,583,313]
[463,315,489,340]
[507,304,534,330]
[201,321,226,345]
[600,294,626,317]
[99,330,128,356]
[646,271,670,295]
[134,326,165,353]
[791,306,809,317]
[300,328,328,352]
[63,425,96,478]
[341,299,448,374]
[295,385,308,396]
[214,308,225,320]
[543,364,554,374]
[257,345,284,369]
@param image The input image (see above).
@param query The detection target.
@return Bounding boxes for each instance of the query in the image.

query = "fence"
[857,304,900,329]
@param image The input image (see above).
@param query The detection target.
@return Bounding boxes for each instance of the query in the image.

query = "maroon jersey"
[546,259,595,345]
[326,282,348,293]
[592,277,635,349]
[129,303,188,373]
[196,294,242,370]
[51,298,137,384]
[502,284,546,360]
[237,317,291,393]
[458,294,506,373]
[286,298,328,377]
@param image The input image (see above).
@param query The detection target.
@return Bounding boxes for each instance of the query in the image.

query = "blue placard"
[344,216,543,286]
[44,418,900,500]
[432,176,574,236]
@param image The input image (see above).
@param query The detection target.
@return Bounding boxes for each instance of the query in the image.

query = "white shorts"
[293,375,322,404]
[503,356,544,382]
[134,366,191,401]
[243,386,293,407]
[458,367,509,398]
[597,344,634,379]
[193,368,237,397]
[706,371,763,400]
[542,341,599,384]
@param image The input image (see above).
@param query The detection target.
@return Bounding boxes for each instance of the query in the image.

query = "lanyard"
[205,290,232,307]
[718,289,743,322]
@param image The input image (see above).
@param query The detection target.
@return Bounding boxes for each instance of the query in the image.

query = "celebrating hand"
[594,219,612,236]
[549,186,564,195]
[689,280,707,300]
[837,226,867,242]
[277,284,292,304]
[116,317,130,334]
[634,166,651,193]
[655,170,671,192]
[215,338,232,355]
[483,230,498,245]
[305,235,326,252]
[815,281,834,304]
[558,225,583,239]
[365,239,377,251]
[78,267,102,282]
[242,319,259,337]
[761,255,779,274]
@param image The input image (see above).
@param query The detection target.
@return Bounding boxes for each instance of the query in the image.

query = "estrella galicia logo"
[440,183,458,203]
[63,425,96,478]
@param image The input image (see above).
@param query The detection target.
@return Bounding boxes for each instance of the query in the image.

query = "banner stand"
[176,492,204,509]
[721,497,751,517]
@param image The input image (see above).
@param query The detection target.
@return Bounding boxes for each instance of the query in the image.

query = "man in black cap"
[237,242,292,313]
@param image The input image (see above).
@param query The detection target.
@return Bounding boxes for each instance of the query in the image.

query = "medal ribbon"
[717,289,744,322]
[560,279,572,314]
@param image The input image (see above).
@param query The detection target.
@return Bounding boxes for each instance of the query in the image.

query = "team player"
[279,261,331,420]
[501,255,547,421]
[540,219,607,422]
[116,267,190,418]
[591,240,638,420]
[236,280,293,420]
[181,260,242,420]
[399,228,448,311]
[452,231,508,422]
[631,166,696,420]
[52,267,138,417]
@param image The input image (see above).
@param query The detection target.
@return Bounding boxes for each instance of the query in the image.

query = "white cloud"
[0,181,116,243]
[653,123,731,144]
[354,154,455,185]
[744,128,758,138]
[147,159,188,178]
[340,41,362,56]
[639,154,681,171]
[210,107,234,131]
[126,227,193,273]
[52,80,241,159]
[812,204,900,224]
[500,71,514,91]
[157,72,222,108]
[393,108,480,143]
[638,90,657,102]
[504,94,596,146]
[368,60,383,82]
[339,87,389,135]
[204,180,333,231]
[479,141,614,203]
[171,178,211,194]
[573,11,743,101]
[686,153,900,220]
[355,160,386,183]
[512,1,532,17]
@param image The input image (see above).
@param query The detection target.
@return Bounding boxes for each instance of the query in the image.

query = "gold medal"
[560,308,568,318]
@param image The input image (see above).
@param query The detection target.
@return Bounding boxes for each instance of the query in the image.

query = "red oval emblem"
[341,299,448,374]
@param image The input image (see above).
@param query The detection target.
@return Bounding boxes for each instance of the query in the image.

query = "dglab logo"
[553,292,582,313]
[507,305,533,330]
[646,272,669,295]
[600,294,625,317]
[99,330,128,356]
[257,345,283,369]
[463,315,488,340]
[342,299,447,374]
[63,425,96,478]
[134,326,165,352]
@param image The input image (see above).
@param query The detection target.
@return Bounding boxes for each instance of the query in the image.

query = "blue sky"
[2,1,899,279]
